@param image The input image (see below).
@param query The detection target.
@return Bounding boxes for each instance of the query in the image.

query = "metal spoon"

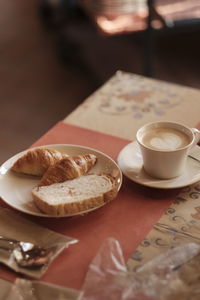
[0,236,55,269]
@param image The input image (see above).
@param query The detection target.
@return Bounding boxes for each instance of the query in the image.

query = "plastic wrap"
[7,279,80,300]
[0,279,13,300]
[3,238,200,299]
[79,238,200,300]
[0,208,78,278]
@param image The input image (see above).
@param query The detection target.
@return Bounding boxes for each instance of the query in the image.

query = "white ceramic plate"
[0,144,122,217]
[117,141,200,189]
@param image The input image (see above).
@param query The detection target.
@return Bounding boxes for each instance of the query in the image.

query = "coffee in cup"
[136,121,200,179]
[141,127,191,151]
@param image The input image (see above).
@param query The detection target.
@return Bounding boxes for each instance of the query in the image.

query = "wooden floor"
[0,0,200,164]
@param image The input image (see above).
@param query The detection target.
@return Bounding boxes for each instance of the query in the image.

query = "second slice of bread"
[32,174,117,216]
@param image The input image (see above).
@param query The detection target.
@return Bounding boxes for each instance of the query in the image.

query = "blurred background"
[0,0,200,164]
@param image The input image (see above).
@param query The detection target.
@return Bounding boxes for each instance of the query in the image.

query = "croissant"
[38,154,97,186]
[11,148,68,176]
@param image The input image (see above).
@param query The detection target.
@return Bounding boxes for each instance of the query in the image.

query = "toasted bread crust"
[32,174,117,216]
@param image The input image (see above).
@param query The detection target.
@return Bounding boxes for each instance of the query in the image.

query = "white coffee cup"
[136,121,200,179]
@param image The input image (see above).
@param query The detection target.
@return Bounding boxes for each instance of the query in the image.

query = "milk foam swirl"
[142,128,190,151]
[150,133,182,150]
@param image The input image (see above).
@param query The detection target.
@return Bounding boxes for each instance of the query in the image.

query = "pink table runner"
[0,122,180,290]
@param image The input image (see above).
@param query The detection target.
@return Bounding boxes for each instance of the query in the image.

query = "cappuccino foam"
[141,127,190,151]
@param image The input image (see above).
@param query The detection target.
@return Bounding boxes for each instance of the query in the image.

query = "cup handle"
[191,128,200,146]
[188,128,200,160]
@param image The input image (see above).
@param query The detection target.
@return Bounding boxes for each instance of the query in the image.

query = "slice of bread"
[32,174,117,216]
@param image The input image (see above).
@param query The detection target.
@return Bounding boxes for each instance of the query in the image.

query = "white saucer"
[117,141,200,189]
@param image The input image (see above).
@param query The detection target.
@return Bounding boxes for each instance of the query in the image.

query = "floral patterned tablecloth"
[65,71,200,141]
[65,71,200,270]
[128,182,200,271]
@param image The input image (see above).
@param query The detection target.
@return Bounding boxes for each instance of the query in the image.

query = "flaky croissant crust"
[11,148,68,176]
[38,154,97,186]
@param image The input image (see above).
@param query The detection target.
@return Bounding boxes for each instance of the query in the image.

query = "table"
[1,71,200,296]
[65,70,200,271]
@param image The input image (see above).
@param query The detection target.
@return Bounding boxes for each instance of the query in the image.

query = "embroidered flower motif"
[117,90,153,102]
[97,75,183,118]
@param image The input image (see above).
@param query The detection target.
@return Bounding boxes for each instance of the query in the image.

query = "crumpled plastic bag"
[4,238,200,300]
[0,208,78,278]
[79,238,200,300]
[5,279,80,300]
